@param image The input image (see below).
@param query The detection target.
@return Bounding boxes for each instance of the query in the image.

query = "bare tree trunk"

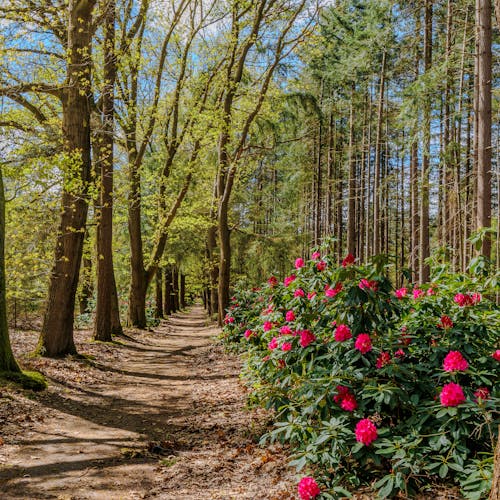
[155,269,163,318]
[419,0,432,283]
[79,234,93,315]
[94,0,119,341]
[347,84,356,255]
[180,274,186,309]
[373,51,386,256]
[38,0,96,357]
[172,266,180,312]
[491,426,500,500]
[0,167,20,372]
[475,0,492,258]
[164,267,173,316]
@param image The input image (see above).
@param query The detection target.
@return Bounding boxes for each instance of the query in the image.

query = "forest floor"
[0,306,297,499]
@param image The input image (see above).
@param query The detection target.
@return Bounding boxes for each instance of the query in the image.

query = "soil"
[0,306,297,499]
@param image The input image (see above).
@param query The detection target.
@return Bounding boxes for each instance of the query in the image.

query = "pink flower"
[295,257,305,269]
[413,288,424,299]
[355,333,372,354]
[342,253,355,267]
[454,293,468,306]
[285,310,295,322]
[263,321,273,332]
[334,324,352,342]
[297,477,320,500]
[493,350,500,361]
[334,385,350,403]
[268,337,278,350]
[443,351,469,372]
[284,274,296,287]
[311,251,321,260]
[294,288,305,298]
[437,315,454,330]
[474,387,490,403]
[355,418,378,446]
[267,276,278,287]
[395,348,405,358]
[316,260,327,271]
[440,382,465,407]
[299,330,316,348]
[359,279,378,292]
[340,393,357,411]
[244,329,254,339]
[280,325,292,336]
[394,287,407,299]
[471,293,482,304]
[281,342,292,352]
[307,291,317,300]
[376,351,391,369]
[224,315,235,324]
[427,287,436,296]
[325,282,343,298]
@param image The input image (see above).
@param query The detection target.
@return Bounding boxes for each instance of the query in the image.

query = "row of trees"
[0,0,498,374]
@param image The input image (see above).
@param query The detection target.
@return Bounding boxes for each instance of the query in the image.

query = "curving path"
[0,306,294,499]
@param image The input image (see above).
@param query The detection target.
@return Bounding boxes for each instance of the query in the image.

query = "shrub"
[222,252,499,499]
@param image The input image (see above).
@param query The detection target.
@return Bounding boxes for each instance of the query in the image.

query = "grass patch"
[0,370,47,391]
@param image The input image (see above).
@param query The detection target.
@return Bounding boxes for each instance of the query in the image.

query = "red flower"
[297,477,320,500]
[279,325,292,336]
[342,253,355,267]
[268,337,278,350]
[325,282,343,298]
[440,382,465,407]
[281,342,292,352]
[294,288,305,298]
[334,324,352,342]
[311,251,321,260]
[284,274,296,287]
[316,260,327,271]
[299,329,316,348]
[394,287,407,299]
[474,387,490,403]
[437,315,454,330]
[376,351,391,369]
[413,288,424,299]
[334,385,350,403]
[285,310,295,322]
[277,359,286,369]
[224,315,235,324]
[359,279,378,292]
[395,348,405,358]
[355,333,372,354]
[493,350,500,361]
[267,276,278,287]
[340,393,357,411]
[355,418,378,446]
[307,291,317,300]
[443,351,469,372]
[244,329,254,339]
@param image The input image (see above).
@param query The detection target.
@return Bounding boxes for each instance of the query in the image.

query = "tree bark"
[347,84,356,255]
[155,269,163,318]
[490,426,500,500]
[0,167,20,372]
[38,0,96,357]
[419,0,432,283]
[94,0,119,341]
[475,0,492,258]
[180,274,186,309]
[164,267,173,315]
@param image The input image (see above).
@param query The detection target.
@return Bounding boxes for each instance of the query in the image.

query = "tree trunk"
[94,0,118,341]
[217,209,230,325]
[419,0,432,283]
[38,0,96,357]
[79,239,93,315]
[373,51,386,256]
[347,84,356,255]
[155,268,163,318]
[180,274,186,309]
[172,266,180,312]
[475,0,492,258]
[164,267,173,315]
[110,267,123,335]
[490,426,500,500]
[0,167,20,373]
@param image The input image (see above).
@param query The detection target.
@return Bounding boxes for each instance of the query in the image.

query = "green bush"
[222,252,499,499]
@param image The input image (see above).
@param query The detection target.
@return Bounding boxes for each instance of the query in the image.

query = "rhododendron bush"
[222,252,499,499]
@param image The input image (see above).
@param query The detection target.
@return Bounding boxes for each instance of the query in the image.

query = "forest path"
[0,306,294,499]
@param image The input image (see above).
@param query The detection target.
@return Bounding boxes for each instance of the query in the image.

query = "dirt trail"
[0,306,295,499]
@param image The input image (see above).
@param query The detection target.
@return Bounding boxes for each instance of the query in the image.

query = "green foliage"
[0,369,47,391]
[223,250,499,498]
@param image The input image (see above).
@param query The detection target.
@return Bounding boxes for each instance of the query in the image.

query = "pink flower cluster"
[311,251,321,260]
[440,382,465,407]
[268,337,278,350]
[299,329,316,348]
[295,258,305,269]
[294,288,305,298]
[474,387,490,402]
[325,282,343,298]
[334,324,352,342]
[316,260,327,271]
[355,418,378,446]
[263,321,273,332]
[394,287,407,299]
[297,477,320,500]
[413,288,424,299]
[244,329,254,339]
[443,351,469,372]
[454,292,481,307]
[224,315,234,324]
[359,279,378,292]
[493,350,500,361]
[281,342,292,352]
[280,325,292,335]
[334,386,357,411]
[285,310,295,322]
[284,274,296,287]
[355,333,372,354]
[267,276,278,287]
